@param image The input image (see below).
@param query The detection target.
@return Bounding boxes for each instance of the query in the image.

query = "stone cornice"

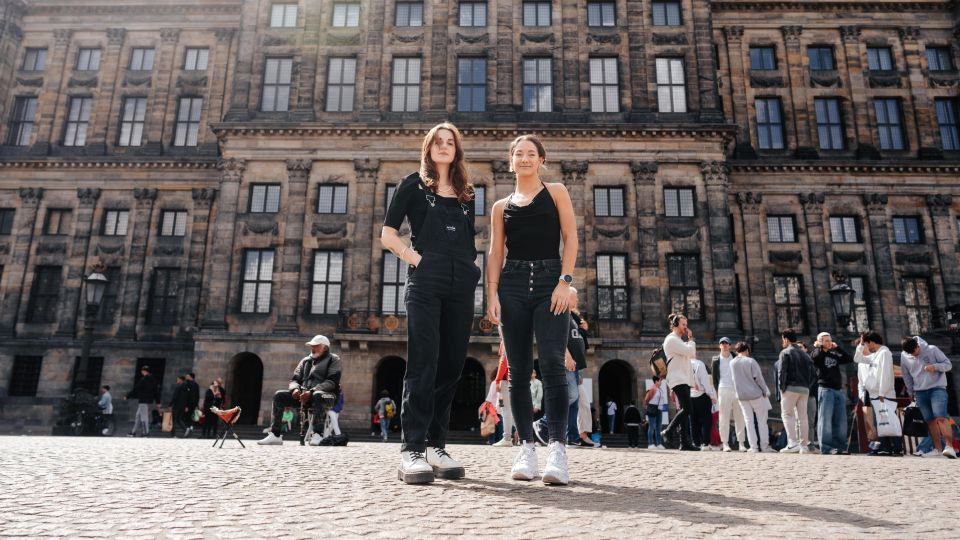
[0,158,217,170]
[729,161,960,175]
[26,3,243,17]
[711,1,952,12]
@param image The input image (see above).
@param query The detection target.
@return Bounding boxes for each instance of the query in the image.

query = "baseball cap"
[718,337,732,344]
[305,335,330,347]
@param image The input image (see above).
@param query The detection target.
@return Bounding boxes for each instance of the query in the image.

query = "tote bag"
[873,399,902,438]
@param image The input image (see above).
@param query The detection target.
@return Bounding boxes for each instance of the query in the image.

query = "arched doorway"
[450,358,486,431]
[598,360,636,434]
[374,356,406,432]
[228,352,263,425]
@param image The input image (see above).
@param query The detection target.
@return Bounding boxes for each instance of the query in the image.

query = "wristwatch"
[559,274,573,286]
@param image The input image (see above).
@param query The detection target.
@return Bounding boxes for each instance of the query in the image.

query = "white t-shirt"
[717,353,735,389]
[606,401,617,416]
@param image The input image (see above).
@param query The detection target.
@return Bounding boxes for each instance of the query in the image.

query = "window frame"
[9,356,44,397]
[27,266,62,323]
[332,2,361,27]
[892,216,923,244]
[935,98,960,151]
[902,276,932,336]
[391,57,422,112]
[807,46,835,71]
[128,48,156,71]
[7,96,37,146]
[651,1,682,26]
[63,96,93,147]
[667,254,704,321]
[847,275,871,334]
[249,183,282,214]
[829,215,861,243]
[594,186,626,217]
[457,57,487,113]
[118,96,147,147]
[587,1,616,27]
[395,1,424,27]
[261,57,294,112]
[473,185,487,216]
[381,251,408,315]
[459,1,487,27]
[76,48,102,71]
[866,47,894,71]
[173,97,203,147]
[102,209,130,236]
[183,48,209,71]
[22,48,47,71]
[766,214,797,243]
[655,57,686,113]
[596,253,629,320]
[589,57,620,113]
[147,267,180,325]
[97,265,122,323]
[310,250,344,315]
[522,1,552,27]
[326,57,357,113]
[240,249,274,314]
[926,47,954,72]
[317,184,348,214]
[772,274,806,334]
[814,97,844,151]
[875,98,905,151]
[749,46,777,70]
[0,208,14,235]
[71,356,104,395]
[756,97,786,150]
[44,208,72,236]
[159,210,188,237]
[663,187,695,218]
[522,57,553,113]
[474,252,486,316]
[270,3,299,28]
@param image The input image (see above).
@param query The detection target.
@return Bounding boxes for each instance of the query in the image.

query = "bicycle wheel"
[101,417,116,437]
[71,413,84,436]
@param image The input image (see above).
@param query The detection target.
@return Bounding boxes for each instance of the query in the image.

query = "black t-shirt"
[567,317,587,370]
[383,172,476,251]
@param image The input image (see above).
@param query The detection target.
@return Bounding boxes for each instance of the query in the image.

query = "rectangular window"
[261,58,293,112]
[903,277,931,335]
[667,254,702,320]
[27,266,62,323]
[129,48,155,70]
[875,98,904,150]
[249,184,281,213]
[97,266,122,323]
[22,48,47,71]
[159,210,188,236]
[173,97,203,146]
[44,209,72,235]
[523,57,553,112]
[935,98,960,151]
[474,252,485,316]
[395,1,423,27]
[332,3,361,27]
[71,356,103,395]
[892,216,922,244]
[829,216,860,243]
[766,215,796,243]
[594,186,625,217]
[270,3,298,27]
[76,48,101,71]
[664,187,695,217]
[473,185,486,216]
[317,184,348,214]
[8,356,43,397]
[756,97,785,150]
[241,250,274,314]
[391,57,421,112]
[0,208,14,234]
[597,254,628,320]
[381,251,408,315]
[808,47,835,71]
[311,251,344,315]
[7,97,37,146]
[926,47,954,72]
[326,57,357,112]
[815,98,844,150]
[457,57,487,113]
[589,57,619,113]
[523,1,551,26]
[847,276,871,334]
[148,268,180,324]
[118,97,147,147]
[749,46,777,70]
[63,97,92,146]
[587,2,615,27]
[184,48,209,71]
[656,58,686,113]
[867,47,894,71]
[459,1,487,26]
[102,210,129,236]
[773,275,805,334]
[652,1,681,26]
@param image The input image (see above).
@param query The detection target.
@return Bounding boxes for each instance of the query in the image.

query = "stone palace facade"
[0,0,957,432]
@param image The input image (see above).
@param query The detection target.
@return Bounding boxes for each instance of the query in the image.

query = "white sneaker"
[257,432,283,445]
[763,447,779,453]
[921,449,943,459]
[656,444,666,450]
[542,441,569,485]
[511,442,538,481]
[942,446,957,459]
[739,445,750,453]
[748,448,760,453]
[722,444,732,453]
[308,433,323,446]
[492,437,513,447]
[799,446,811,455]
[398,451,435,484]
[699,444,710,451]
[426,447,465,479]
[780,445,801,453]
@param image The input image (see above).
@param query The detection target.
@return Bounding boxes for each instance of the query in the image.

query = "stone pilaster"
[56,188,101,336]
[33,29,72,152]
[150,29,179,152]
[491,160,513,200]
[781,25,813,154]
[737,191,770,340]
[723,26,752,157]
[353,158,379,310]
[559,0,580,113]
[926,195,960,310]
[625,0,651,115]
[359,0,385,118]
[117,188,157,338]
[201,158,245,329]
[90,28,125,152]
[492,0,514,119]
[702,162,738,334]
[0,188,43,337]
[208,29,236,126]
[691,0,721,120]
[224,0,260,120]
[632,162,661,333]
[838,26,876,158]
[799,192,833,333]
[275,159,312,332]
[427,3,449,113]
[898,27,936,156]
[863,194,902,343]
[181,187,218,333]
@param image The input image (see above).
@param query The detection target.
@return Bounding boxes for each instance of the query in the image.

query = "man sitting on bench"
[258,335,342,446]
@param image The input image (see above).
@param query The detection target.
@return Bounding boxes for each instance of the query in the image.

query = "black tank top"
[503,186,561,261]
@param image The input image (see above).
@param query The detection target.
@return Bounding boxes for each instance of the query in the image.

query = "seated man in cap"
[258,335,342,446]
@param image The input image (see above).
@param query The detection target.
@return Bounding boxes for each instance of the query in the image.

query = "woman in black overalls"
[381,123,481,484]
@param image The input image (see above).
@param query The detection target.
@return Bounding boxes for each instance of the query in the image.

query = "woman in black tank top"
[486,135,579,485]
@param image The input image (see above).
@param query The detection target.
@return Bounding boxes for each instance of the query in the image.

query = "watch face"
[562,274,573,284]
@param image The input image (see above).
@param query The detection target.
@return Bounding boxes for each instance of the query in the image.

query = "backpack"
[385,401,396,419]
[649,347,670,379]
[318,433,349,446]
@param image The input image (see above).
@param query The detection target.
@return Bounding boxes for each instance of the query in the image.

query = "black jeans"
[691,394,713,446]
[401,252,479,453]
[499,259,570,444]
[269,390,329,436]
[664,384,693,446]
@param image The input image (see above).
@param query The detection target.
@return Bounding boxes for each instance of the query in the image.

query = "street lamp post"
[829,277,855,334]
[78,268,109,391]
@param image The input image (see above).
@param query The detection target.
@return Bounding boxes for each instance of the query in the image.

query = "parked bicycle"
[70,408,116,437]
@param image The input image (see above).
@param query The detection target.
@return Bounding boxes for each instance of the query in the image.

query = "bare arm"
[380,226,422,267]
[486,199,507,324]
[547,183,578,277]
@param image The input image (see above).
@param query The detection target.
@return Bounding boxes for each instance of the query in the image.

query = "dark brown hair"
[735,341,751,355]
[419,123,474,204]
[508,134,546,172]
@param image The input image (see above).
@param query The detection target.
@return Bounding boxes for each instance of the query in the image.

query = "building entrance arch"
[228,352,264,425]
[598,359,636,434]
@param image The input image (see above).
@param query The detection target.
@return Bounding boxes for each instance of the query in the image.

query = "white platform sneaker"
[542,441,569,485]
[398,451,435,484]
[256,432,283,445]
[426,447,465,479]
[511,442,538,480]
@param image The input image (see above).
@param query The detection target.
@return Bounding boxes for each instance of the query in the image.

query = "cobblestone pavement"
[0,436,957,538]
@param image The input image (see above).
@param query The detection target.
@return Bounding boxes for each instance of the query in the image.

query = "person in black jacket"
[202,380,224,439]
[811,331,854,455]
[184,372,200,436]
[776,329,816,453]
[168,376,190,438]
[126,365,160,437]
[622,402,644,448]
[258,335,341,446]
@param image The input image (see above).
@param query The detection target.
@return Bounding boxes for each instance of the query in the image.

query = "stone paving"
[0,436,957,538]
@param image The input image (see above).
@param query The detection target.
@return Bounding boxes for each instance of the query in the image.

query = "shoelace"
[546,444,566,467]
[409,451,427,462]
[514,445,536,465]
[434,448,452,460]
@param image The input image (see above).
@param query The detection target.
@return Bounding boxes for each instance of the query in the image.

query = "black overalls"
[400,186,481,453]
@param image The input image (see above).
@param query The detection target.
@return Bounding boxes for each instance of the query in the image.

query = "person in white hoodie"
[660,313,699,451]
[853,331,898,456]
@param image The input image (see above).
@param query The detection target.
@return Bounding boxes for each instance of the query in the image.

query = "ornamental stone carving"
[192,188,217,208]
[799,192,825,213]
[354,158,380,183]
[701,161,730,188]
[630,161,658,182]
[215,28,235,42]
[286,159,313,181]
[491,160,511,182]
[559,161,588,183]
[769,251,803,264]
[780,26,803,44]
[588,33,622,45]
[77,188,102,206]
[217,158,246,182]
[133,188,158,207]
[312,222,347,236]
[107,28,126,46]
[651,33,686,46]
[390,33,422,44]
[19,187,44,205]
[242,221,279,236]
[455,33,489,45]
[833,251,865,264]
[840,26,861,43]
[520,33,554,45]
[160,28,180,44]
[750,74,785,88]
[895,251,932,265]
[863,193,888,211]
[898,27,920,42]
[54,29,72,46]
[925,194,953,216]
[736,192,763,213]
[723,26,744,41]
[16,76,43,87]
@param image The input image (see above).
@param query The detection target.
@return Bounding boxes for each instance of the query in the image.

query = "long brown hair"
[419,122,474,204]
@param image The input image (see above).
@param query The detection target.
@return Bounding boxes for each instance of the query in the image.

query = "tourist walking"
[492,343,515,447]
[711,337,747,452]
[605,399,618,434]
[690,358,717,450]
[623,402,643,448]
[776,330,816,454]
[730,342,773,452]
[202,380,223,439]
[381,123,480,483]
[324,388,345,438]
[854,332,899,456]
[900,336,955,458]
[487,134,579,485]
[661,313,699,451]
[644,377,668,449]
[530,371,543,420]
[126,365,160,437]
[374,390,396,442]
[811,332,853,454]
